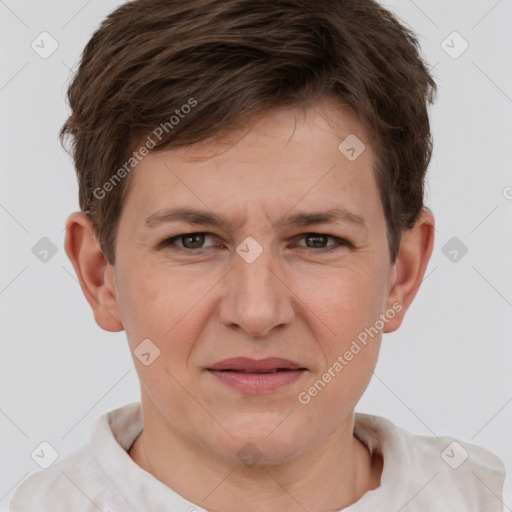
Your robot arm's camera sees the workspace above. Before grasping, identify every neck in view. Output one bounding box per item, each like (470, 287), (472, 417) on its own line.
(129, 401), (382, 512)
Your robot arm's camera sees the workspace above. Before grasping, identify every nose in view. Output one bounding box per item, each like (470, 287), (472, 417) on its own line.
(219, 244), (296, 338)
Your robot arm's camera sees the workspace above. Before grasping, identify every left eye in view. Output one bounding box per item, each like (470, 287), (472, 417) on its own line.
(296, 233), (340, 249)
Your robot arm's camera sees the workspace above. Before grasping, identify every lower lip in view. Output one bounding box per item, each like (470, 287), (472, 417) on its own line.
(207, 369), (306, 394)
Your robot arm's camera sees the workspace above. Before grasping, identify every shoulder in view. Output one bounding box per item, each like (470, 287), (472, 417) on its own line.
(8, 427), (138, 512)
(10, 446), (94, 510)
(9, 444), (130, 512)
(10, 403), (142, 511)
(503, 465), (512, 511)
(354, 414), (507, 511)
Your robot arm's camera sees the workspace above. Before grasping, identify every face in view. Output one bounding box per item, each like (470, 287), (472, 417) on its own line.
(109, 101), (398, 464)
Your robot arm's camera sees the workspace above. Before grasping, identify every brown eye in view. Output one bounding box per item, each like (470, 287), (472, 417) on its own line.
(295, 233), (352, 252)
(160, 232), (214, 250)
(180, 233), (206, 249)
(302, 234), (332, 248)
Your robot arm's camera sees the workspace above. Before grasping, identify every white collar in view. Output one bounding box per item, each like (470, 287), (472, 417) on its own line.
(88, 402), (505, 511)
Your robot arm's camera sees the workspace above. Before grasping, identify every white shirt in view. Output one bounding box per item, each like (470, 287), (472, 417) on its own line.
(10, 402), (509, 511)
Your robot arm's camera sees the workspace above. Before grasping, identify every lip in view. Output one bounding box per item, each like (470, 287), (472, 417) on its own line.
(208, 357), (305, 372)
(206, 357), (307, 394)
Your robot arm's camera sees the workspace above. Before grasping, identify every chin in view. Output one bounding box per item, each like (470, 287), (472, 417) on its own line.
(214, 421), (310, 467)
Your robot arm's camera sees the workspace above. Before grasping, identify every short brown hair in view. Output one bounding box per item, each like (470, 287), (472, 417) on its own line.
(60, 0), (436, 265)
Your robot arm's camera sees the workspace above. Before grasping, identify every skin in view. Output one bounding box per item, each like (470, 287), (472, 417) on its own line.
(65, 99), (434, 512)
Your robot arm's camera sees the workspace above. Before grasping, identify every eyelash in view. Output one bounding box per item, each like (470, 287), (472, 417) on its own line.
(158, 232), (353, 253)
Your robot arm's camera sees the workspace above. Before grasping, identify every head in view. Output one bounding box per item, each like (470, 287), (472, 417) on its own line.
(63, 0), (436, 466)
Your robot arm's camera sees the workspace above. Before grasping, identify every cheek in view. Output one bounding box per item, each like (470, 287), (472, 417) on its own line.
(302, 265), (387, 335)
(117, 260), (201, 334)
(117, 264), (219, 381)
(295, 262), (386, 398)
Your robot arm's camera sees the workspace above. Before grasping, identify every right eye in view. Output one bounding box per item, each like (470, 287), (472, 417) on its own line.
(158, 232), (216, 251)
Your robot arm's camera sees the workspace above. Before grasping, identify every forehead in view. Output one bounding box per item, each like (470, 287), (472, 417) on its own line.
(123, 101), (383, 230)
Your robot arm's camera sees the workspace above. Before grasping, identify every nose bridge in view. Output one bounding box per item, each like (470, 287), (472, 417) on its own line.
(237, 246), (277, 299)
(220, 240), (293, 337)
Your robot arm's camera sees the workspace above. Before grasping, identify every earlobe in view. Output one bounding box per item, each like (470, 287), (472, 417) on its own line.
(383, 208), (435, 333)
(64, 212), (124, 332)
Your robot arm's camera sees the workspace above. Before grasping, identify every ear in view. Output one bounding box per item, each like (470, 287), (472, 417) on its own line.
(383, 208), (435, 333)
(64, 212), (123, 332)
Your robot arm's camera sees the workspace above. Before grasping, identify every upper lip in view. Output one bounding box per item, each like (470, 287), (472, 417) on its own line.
(207, 357), (306, 372)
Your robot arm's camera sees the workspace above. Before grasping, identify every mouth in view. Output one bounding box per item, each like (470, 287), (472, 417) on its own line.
(214, 368), (299, 373)
(206, 357), (308, 393)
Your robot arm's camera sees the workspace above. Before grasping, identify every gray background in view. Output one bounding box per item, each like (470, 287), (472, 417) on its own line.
(1, 0), (511, 508)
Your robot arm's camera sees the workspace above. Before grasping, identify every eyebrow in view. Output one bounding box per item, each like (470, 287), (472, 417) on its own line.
(144, 206), (367, 232)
